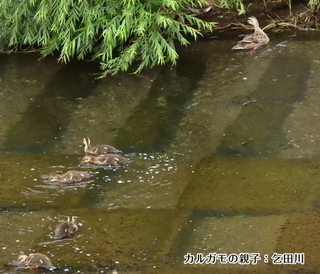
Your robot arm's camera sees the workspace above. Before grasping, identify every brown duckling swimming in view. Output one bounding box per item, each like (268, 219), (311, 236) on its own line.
(54, 216), (78, 239)
(48, 170), (92, 183)
(17, 253), (55, 270)
(82, 154), (129, 166)
(83, 137), (121, 155)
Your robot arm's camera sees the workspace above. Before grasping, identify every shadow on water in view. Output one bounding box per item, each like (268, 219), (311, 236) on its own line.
(76, 166), (126, 208)
(216, 52), (311, 157)
(78, 50), (209, 208)
(3, 60), (99, 153)
(115, 50), (207, 153)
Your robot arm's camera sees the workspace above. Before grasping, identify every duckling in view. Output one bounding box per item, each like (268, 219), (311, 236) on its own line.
(17, 253), (55, 270)
(82, 154), (129, 166)
(232, 16), (270, 50)
(54, 216), (78, 239)
(83, 137), (121, 155)
(48, 170), (92, 183)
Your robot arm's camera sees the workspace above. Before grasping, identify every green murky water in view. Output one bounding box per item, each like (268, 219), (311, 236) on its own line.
(1, 32), (320, 273)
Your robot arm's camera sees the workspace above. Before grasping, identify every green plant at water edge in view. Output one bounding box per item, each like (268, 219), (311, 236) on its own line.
(306, 0), (320, 15)
(268, 0), (320, 30)
(0, 0), (214, 76)
(218, 0), (246, 14)
(308, 0), (320, 10)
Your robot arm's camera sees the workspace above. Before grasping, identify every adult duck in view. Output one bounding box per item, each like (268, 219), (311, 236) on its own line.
(232, 16), (269, 50)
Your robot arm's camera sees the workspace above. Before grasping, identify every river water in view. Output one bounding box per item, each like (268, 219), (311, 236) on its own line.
(0, 30), (320, 273)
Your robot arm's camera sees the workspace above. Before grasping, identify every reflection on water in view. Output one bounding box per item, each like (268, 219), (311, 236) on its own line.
(1, 32), (320, 273)
(3, 60), (99, 153)
(216, 51), (310, 157)
(116, 50), (206, 153)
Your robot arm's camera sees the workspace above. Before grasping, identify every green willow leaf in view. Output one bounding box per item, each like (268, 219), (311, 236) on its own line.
(0, 0), (216, 76)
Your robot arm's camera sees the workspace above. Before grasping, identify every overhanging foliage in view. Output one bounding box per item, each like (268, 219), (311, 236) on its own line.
(0, 0), (215, 76)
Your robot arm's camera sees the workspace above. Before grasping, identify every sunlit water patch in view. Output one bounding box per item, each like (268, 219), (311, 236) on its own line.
(91, 152), (189, 210)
